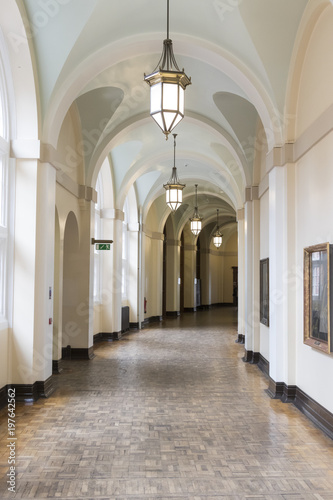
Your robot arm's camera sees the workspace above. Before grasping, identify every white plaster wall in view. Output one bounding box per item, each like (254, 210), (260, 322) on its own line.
(210, 252), (223, 304)
(260, 189), (269, 362)
(146, 237), (163, 318)
(127, 230), (139, 323)
(184, 248), (196, 309)
(12, 159), (38, 384)
(144, 234), (152, 319)
(295, 131), (333, 413)
(0, 325), (8, 387)
(93, 304), (101, 336)
(296, 7), (333, 138)
(165, 241), (180, 312)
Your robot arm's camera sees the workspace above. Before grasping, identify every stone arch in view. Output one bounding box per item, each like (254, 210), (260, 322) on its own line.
(285, 1), (331, 141)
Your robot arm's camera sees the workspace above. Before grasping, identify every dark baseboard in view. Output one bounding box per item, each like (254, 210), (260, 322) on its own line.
(265, 377), (333, 439)
(13, 383), (38, 402)
(52, 359), (64, 374)
(294, 387), (333, 440)
(258, 354), (269, 377)
(265, 378), (296, 403)
(198, 302), (234, 310)
(93, 332), (103, 342)
(242, 349), (252, 363)
(183, 307), (197, 313)
(62, 345), (95, 360)
(242, 349), (260, 364)
(0, 376), (55, 407)
(0, 385), (8, 409)
(235, 334), (245, 344)
(94, 332), (124, 344)
(109, 331), (122, 340)
(36, 376), (55, 398)
(165, 311), (180, 317)
(130, 322), (139, 329)
(142, 316), (163, 327)
(266, 378), (285, 399)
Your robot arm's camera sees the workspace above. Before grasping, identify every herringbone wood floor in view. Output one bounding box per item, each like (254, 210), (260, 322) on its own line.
(1, 308), (333, 499)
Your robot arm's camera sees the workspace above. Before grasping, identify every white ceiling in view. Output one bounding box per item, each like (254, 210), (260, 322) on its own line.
(22, 0), (310, 229)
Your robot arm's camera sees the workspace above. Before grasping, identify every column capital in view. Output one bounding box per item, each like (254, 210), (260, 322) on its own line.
(245, 186), (259, 202)
(266, 143), (294, 172)
(237, 208), (245, 221)
(100, 208), (124, 221)
(79, 185), (97, 203)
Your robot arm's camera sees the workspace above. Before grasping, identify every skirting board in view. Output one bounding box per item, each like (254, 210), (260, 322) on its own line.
(62, 346), (95, 359)
(0, 375), (55, 408)
(240, 348), (333, 440)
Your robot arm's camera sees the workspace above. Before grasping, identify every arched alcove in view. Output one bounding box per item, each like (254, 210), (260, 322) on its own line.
(62, 211), (81, 350)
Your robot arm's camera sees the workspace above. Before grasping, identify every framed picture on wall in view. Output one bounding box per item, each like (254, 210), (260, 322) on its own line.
(303, 243), (333, 354)
(260, 258), (269, 326)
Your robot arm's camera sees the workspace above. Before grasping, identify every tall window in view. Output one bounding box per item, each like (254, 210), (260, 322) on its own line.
(93, 172), (103, 302)
(0, 47), (9, 321)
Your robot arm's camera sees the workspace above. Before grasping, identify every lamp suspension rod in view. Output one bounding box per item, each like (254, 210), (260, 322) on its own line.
(195, 184), (198, 208)
(167, 0), (170, 39)
(173, 133), (177, 168)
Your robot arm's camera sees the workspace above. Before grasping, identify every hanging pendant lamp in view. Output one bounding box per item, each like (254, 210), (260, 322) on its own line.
(213, 209), (223, 248)
(144, 0), (191, 139)
(163, 134), (185, 211)
(190, 184), (203, 235)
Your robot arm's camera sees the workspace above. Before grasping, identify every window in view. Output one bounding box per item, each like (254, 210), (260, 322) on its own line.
(0, 50), (9, 321)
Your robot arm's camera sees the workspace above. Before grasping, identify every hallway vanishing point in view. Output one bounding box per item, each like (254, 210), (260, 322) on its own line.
(1, 308), (333, 500)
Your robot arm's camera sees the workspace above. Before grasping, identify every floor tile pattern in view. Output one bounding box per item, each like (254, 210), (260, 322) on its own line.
(1, 308), (333, 499)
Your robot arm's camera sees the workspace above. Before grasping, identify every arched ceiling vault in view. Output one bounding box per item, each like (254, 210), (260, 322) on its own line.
(21, 0), (310, 231)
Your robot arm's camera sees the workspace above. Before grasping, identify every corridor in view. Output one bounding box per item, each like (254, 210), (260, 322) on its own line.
(1, 308), (333, 499)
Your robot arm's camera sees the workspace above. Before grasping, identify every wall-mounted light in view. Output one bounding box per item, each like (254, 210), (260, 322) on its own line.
(144, 0), (191, 139)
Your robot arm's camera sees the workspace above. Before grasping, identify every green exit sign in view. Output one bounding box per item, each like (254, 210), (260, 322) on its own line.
(96, 243), (110, 250)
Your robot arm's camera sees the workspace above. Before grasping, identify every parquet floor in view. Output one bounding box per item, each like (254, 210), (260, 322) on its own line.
(1, 308), (333, 499)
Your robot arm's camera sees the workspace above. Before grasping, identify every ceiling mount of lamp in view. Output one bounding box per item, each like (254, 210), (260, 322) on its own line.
(190, 184), (203, 235)
(163, 134), (185, 212)
(144, 0), (191, 139)
(213, 209), (223, 248)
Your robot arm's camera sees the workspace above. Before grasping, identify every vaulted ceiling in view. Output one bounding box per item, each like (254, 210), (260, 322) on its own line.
(22, 0), (310, 234)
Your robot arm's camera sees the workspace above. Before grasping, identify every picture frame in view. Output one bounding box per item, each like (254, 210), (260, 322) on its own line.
(260, 258), (269, 326)
(303, 242), (333, 354)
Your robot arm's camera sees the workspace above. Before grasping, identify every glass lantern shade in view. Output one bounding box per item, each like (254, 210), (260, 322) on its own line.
(190, 217), (202, 236)
(146, 71), (188, 137)
(165, 183), (184, 212)
(213, 231), (223, 248)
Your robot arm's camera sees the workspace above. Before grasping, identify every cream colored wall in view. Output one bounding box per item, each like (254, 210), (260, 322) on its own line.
(207, 231), (238, 305)
(259, 190), (269, 362)
(143, 233), (163, 318)
(295, 132), (333, 413)
(56, 105), (85, 185)
(210, 252), (223, 304)
(291, 8), (333, 413)
(0, 325), (8, 387)
(296, 7), (333, 139)
(184, 247), (196, 308)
